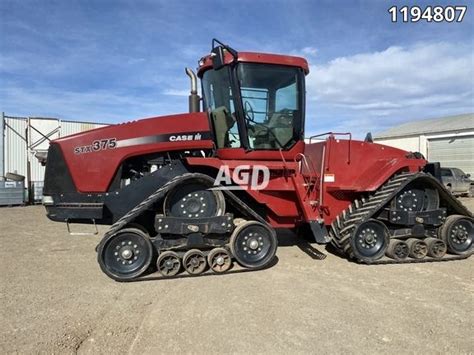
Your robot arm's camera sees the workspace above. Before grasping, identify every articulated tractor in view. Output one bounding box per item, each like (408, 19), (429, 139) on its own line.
(43, 40), (473, 281)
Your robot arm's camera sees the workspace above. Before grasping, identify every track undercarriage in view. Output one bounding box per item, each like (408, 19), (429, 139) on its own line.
(330, 172), (473, 264)
(96, 173), (278, 281)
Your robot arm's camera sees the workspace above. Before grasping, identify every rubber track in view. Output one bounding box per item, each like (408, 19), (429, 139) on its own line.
(330, 172), (473, 264)
(102, 172), (270, 240)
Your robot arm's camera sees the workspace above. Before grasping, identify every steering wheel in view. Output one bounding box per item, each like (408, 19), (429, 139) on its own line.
(244, 101), (255, 122)
(243, 102), (286, 148)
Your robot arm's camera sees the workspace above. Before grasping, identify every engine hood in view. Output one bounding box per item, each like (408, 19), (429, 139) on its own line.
(50, 112), (213, 192)
(54, 112), (211, 145)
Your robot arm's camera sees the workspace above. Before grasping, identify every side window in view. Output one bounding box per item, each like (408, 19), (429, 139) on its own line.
(441, 169), (453, 177)
(241, 88), (268, 123)
(276, 83), (297, 111)
(237, 64), (301, 150)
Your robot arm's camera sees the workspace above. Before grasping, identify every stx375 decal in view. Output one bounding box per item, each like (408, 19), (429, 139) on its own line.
(73, 131), (211, 154)
(74, 138), (117, 154)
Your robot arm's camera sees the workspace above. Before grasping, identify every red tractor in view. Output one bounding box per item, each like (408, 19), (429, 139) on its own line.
(43, 40), (473, 281)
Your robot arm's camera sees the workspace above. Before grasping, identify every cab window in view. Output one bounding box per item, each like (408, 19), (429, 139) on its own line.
(237, 63), (303, 150)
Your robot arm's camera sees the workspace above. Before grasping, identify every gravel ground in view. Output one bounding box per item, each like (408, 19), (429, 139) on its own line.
(1, 199), (473, 354)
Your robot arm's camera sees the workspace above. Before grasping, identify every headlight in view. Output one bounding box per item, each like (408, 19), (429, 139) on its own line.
(42, 196), (54, 205)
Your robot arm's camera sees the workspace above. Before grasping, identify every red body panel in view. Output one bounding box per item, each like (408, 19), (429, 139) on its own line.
(54, 113), (213, 192)
(187, 137), (426, 228)
(186, 157), (303, 228)
(305, 138), (426, 224)
(216, 141), (305, 160)
(197, 51), (310, 77)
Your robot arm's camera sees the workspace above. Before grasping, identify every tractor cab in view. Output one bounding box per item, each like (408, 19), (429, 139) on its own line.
(197, 40), (309, 152)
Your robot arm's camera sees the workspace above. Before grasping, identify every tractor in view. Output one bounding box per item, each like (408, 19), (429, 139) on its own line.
(43, 39), (473, 281)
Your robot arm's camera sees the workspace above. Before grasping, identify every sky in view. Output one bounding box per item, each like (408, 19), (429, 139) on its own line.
(0, 0), (473, 137)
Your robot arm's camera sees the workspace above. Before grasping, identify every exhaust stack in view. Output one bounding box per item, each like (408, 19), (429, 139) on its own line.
(185, 68), (200, 113)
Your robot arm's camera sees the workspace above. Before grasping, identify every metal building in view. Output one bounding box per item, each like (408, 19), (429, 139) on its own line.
(1, 113), (108, 202)
(375, 113), (474, 176)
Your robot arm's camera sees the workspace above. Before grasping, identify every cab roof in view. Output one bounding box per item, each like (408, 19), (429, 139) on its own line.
(197, 51), (310, 77)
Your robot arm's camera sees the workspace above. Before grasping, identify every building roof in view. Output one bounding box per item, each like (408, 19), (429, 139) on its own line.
(375, 113), (474, 139)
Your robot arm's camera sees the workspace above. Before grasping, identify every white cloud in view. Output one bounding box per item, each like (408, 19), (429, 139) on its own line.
(301, 47), (318, 57)
(306, 42), (473, 136)
(291, 46), (318, 59)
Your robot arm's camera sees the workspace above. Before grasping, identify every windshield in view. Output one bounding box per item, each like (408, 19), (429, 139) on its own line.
(237, 63), (303, 149)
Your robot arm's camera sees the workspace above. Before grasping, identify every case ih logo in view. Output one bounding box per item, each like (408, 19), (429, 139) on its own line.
(169, 133), (202, 141)
(212, 165), (270, 191)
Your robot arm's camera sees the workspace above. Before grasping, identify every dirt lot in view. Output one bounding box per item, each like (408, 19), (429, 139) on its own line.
(1, 199), (473, 354)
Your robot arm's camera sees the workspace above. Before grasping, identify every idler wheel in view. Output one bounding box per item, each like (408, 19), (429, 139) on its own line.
(207, 248), (232, 273)
(351, 219), (390, 262)
(97, 228), (153, 281)
(157, 251), (181, 277)
(164, 182), (225, 218)
(406, 238), (428, 259)
(425, 237), (447, 259)
(385, 239), (409, 260)
(230, 220), (277, 269)
(392, 184), (439, 212)
(439, 215), (473, 255)
(183, 249), (207, 275)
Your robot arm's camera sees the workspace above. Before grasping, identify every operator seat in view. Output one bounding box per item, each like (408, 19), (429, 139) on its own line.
(211, 106), (235, 148)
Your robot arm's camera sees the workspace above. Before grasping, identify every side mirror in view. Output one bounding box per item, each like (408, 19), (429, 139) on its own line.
(466, 174), (471, 178)
(211, 46), (226, 70)
(364, 132), (373, 143)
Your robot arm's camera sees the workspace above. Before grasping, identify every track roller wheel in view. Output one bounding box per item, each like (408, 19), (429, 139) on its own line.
(207, 248), (232, 273)
(156, 251), (181, 277)
(97, 228), (153, 282)
(425, 237), (447, 259)
(351, 219), (389, 262)
(164, 182), (225, 218)
(230, 220), (277, 269)
(385, 239), (409, 260)
(406, 238), (428, 259)
(439, 215), (473, 255)
(183, 249), (207, 275)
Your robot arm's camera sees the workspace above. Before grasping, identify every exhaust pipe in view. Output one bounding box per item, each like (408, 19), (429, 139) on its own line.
(185, 68), (200, 113)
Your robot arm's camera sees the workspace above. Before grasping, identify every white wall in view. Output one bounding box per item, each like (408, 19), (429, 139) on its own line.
(375, 136), (422, 154)
(3, 116), (108, 184)
(375, 130), (474, 158)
